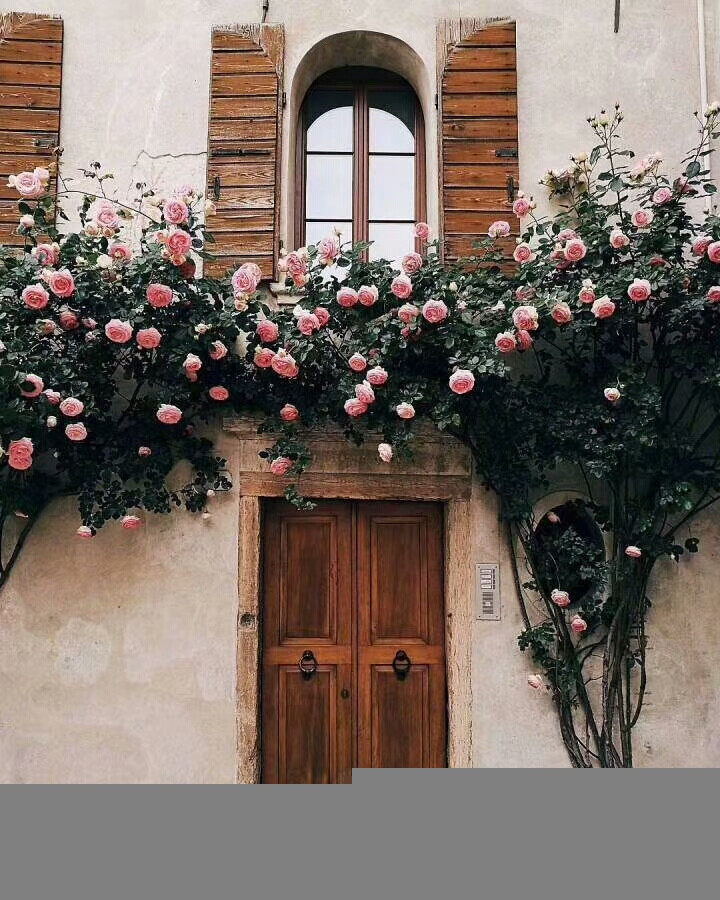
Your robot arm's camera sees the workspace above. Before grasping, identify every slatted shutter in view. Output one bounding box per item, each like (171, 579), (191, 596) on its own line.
(438, 19), (519, 262)
(0, 12), (63, 246)
(205, 24), (284, 281)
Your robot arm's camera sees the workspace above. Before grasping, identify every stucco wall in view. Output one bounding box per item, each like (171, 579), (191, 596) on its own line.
(1, 0), (719, 779)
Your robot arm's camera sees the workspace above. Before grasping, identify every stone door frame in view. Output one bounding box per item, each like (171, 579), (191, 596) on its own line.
(225, 418), (474, 782)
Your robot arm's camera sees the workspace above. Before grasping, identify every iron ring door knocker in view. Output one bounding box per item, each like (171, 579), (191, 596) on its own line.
(298, 649), (318, 680)
(392, 650), (411, 681)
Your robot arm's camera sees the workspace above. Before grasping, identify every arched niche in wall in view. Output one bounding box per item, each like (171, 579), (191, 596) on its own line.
(287, 31), (433, 243)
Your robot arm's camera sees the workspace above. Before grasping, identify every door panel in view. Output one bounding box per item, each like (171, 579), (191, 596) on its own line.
(262, 499), (446, 782)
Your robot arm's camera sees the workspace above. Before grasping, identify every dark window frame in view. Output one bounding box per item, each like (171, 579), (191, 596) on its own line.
(295, 67), (427, 257)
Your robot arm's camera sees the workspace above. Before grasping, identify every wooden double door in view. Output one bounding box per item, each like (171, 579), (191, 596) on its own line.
(262, 500), (447, 783)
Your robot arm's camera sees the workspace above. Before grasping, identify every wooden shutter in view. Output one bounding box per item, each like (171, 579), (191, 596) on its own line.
(0, 12), (63, 246)
(205, 24), (284, 281)
(438, 19), (519, 262)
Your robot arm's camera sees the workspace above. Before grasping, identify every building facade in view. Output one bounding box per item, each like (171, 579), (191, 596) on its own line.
(1, 0), (720, 781)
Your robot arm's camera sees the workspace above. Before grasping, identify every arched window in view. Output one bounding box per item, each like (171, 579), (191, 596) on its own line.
(296, 67), (426, 266)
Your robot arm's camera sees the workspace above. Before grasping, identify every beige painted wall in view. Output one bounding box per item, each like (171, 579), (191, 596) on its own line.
(1, 0), (719, 779)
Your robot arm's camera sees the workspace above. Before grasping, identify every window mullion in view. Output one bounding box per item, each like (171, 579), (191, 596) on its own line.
(355, 85), (369, 251)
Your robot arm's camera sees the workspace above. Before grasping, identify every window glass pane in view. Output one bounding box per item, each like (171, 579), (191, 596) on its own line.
(369, 155), (415, 221)
(306, 155), (353, 220)
(305, 221), (353, 248)
(306, 90), (353, 152)
(369, 90), (415, 153)
(369, 222), (416, 268)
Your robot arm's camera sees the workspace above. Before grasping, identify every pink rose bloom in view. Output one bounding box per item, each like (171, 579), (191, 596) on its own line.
(402, 251), (423, 275)
(551, 589), (570, 608)
(33, 243), (59, 266)
(59, 309), (79, 330)
(43, 389), (61, 405)
(627, 278), (651, 303)
(256, 320), (279, 343)
(495, 331), (517, 353)
(516, 329), (534, 351)
(146, 283), (174, 308)
(82, 317), (97, 329)
(592, 296), (616, 319)
(106, 243), (131, 266)
(579, 284), (596, 304)
(488, 220), (511, 239)
(121, 515), (142, 530)
(551, 302), (573, 325)
(557, 229), (578, 243)
(9, 171), (44, 198)
(314, 306), (330, 326)
(163, 199), (189, 225)
(137, 327), (162, 350)
(610, 229), (630, 249)
(512, 305), (538, 331)
(20, 373), (44, 398)
(285, 251), (308, 278)
(397, 303), (419, 324)
(49, 269), (75, 297)
(396, 402), (415, 419)
(355, 381), (375, 405)
(105, 319), (133, 343)
(209, 385), (230, 401)
(513, 243), (535, 264)
(157, 404), (183, 425)
(652, 187), (673, 205)
(19, 213), (34, 229)
(76, 526), (94, 539)
(707, 286), (720, 303)
(449, 369), (475, 394)
(414, 222), (431, 240)
(297, 312), (320, 336)
(378, 442), (393, 463)
(708, 241), (720, 264)
(512, 197), (532, 218)
(570, 615), (588, 635)
(22, 284), (50, 310)
(515, 286), (535, 302)
(357, 285), (378, 307)
(527, 674), (544, 690)
(605, 387), (621, 403)
(59, 397), (84, 417)
(280, 404), (300, 422)
(422, 299), (448, 324)
(317, 235), (340, 265)
(254, 347), (276, 368)
(631, 209), (654, 229)
(564, 238), (587, 262)
(90, 200), (120, 231)
(7, 437), (34, 470)
(391, 274), (413, 299)
(625, 545), (642, 559)
(337, 286), (358, 308)
(344, 398), (368, 417)
(166, 229), (192, 257)
(209, 340), (228, 360)
(183, 353), (202, 374)
(649, 256), (668, 268)
(270, 456), (293, 476)
(367, 366), (388, 386)
(692, 235), (712, 256)
(349, 352), (367, 372)
(138, 446), (152, 457)
(271, 349), (298, 378)
(65, 422), (88, 442)
(232, 263), (261, 295)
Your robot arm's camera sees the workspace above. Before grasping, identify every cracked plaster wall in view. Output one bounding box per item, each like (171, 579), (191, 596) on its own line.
(1, 0), (720, 779)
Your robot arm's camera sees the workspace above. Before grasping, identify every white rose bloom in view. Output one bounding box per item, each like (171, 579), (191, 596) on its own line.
(97, 254), (113, 269)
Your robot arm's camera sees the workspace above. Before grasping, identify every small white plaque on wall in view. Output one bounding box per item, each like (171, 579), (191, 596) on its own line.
(475, 564), (500, 620)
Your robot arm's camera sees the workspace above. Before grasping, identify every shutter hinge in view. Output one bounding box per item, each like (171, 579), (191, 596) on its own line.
(213, 175), (221, 201)
(434, 93), (438, 109)
(495, 148), (518, 158)
(282, 91), (287, 108)
(34, 136), (57, 149)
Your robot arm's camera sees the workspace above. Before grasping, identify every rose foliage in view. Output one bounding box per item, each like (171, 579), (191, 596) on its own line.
(2, 106), (720, 766)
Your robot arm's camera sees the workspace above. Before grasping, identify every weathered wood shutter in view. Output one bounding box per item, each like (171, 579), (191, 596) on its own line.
(205, 24), (284, 280)
(0, 12), (63, 246)
(438, 19), (519, 262)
